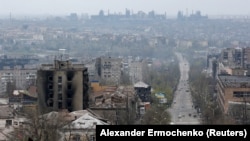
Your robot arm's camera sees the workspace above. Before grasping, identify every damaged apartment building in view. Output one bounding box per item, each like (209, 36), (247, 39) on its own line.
(37, 53), (89, 114)
(217, 47), (250, 75)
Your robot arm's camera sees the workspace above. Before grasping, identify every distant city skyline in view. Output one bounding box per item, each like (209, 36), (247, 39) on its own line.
(0, 0), (250, 18)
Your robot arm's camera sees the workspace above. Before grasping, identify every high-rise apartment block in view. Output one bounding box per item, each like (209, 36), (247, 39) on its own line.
(95, 57), (122, 85)
(37, 58), (89, 113)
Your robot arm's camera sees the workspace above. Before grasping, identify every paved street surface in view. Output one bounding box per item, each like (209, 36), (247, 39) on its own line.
(168, 52), (201, 125)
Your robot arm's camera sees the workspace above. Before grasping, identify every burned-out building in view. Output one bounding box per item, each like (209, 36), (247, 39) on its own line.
(206, 47), (220, 78)
(134, 81), (151, 103)
(205, 47), (250, 81)
(37, 58), (89, 114)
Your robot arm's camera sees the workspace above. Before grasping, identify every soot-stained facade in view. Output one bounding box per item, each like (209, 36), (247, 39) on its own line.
(37, 59), (89, 113)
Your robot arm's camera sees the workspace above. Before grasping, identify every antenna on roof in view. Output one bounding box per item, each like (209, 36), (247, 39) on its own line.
(58, 48), (66, 61)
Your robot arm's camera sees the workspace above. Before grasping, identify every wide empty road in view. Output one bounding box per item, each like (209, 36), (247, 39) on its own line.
(168, 52), (200, 125)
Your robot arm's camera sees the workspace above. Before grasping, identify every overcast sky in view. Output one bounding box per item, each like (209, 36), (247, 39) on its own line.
(0, 0), (250, 17)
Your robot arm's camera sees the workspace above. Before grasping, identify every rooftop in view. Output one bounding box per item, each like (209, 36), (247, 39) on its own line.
(134, 81), (149, 88)
(63, 112), (109, 129)
(218, 75), (250, 88)
(0, 105), (14, 119)
(41, 109), (110, 129)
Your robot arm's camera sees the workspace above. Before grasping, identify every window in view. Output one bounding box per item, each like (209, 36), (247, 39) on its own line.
(58, 76), (62, 83)
(72, 134), (81, 141)
(246, 64), (250, 69)
(48, 76), (53, 81)
(223, 52), (228, 59)
(68, 83), (72, 90)
(58, 94), (62, 100)
(90, 135), (95, 141)
(67, 100), (72, 107)
(48, 84), (53, 90)
(6, 120), (12, 126)
(67, 93), (72, 98)
(48, 92), (53, 98)
(58, 85), (62, 93)
(233, 91), (250, 98)
(47, 99), (53, 107)
(67, 75), (73, 81)
(58, 101), (62, 109)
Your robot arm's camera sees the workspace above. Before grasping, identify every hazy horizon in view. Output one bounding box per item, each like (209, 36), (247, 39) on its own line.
(0, 0), (250, 18)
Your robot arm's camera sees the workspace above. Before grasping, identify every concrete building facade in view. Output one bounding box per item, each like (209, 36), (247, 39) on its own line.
(129, 60), (144, 84)
(37, 59), (89, 113)
(0, 68), (37, 91)
(95, 57), (122, 85)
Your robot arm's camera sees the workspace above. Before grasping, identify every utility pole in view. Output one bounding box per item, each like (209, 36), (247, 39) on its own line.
(241, 83), (248, 124)
(115, 108), (118, 125)
(243, 93), (247, 124)
(126, 89), (129, 124)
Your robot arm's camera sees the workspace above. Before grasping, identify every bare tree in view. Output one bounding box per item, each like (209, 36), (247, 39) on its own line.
(7, 107), (72, 141)
(141, 104), (171, 125)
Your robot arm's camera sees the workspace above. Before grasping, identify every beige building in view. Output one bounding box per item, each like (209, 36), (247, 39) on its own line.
(216, 75), (250, 115)
(37, 59), (89, 113)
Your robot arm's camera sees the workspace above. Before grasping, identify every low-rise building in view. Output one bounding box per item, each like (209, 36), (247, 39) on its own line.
(89, 82), (139, 124)
(9, 90), (37, 109)
(13, 109), (110, 141)
(0, 105), (26, 140)
(60, 109), (110, 141)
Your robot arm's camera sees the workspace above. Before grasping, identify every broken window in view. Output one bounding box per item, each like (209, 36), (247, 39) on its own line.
(48, 84), (53, 90)
(48, 76), (53, 81)
(47, 99), (53, 107)
(68, 83), (72, 90)
(58, 94), (62, 100)
(6, 120), (12, 126)
(58, 101), (62, 109)
(58, 84), (62, 93)
(48, 92), (53, 98)
(58, 76), (62, 83)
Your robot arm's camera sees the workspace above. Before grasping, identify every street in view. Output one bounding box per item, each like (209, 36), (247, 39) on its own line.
(168, 52), (201, 124)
